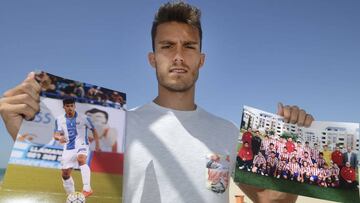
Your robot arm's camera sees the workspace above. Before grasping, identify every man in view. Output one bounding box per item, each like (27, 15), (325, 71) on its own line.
(295, 141), (303, 160)
(279, 146), (290, 163)
(276, 137), (286, 156)
(299, 151), (313, 166)
(303, 141), (311, 155)
(340, 161), (357, 189)
(310, 143), (320, 161)
(318, 164), (331, 187)
(265, 143), (276, 159)
(260, 134), (271, 155)
(299, 161), (311, 183)
(237, 141), (254, 171)
(343, 146), (358, 169)
(330, 162), (340, 188)
(242, 127), (253, 146)
(266, 151), (278, 177)
(251, 130), (262, 156)
(287, 157), (301, 181)
(316, 152), (326, 168)
(285, 137), (295, 153)
(54, 97), (100, 197)
(331, 146), (344, 168)
(322, 144), (332, 165)
(252, 151), (267, 175)
(309, 162), (321, 184)
(0, 2), (315, 203)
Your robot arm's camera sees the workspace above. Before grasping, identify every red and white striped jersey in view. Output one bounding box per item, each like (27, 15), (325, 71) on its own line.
(300, 156), (313, 166)
(253, 154), (266, 165)
(262, 139), (271, 151)
(287, 162), (300, 173)
(277, 142), (286, 154)
(320, 168), (331, 178)
(279, 152), (290, 162)
(316, 157), (325, 167)
(303, 146), (311, 155)
(267, 157), (278, 167)
(296, 146), (303, 158)
(301, 166), (311, 174)
(311, 148), (320, 159)
(310, 167), (321, 176)
(277, 160), (287, 170)
(330, 167), (340, 176)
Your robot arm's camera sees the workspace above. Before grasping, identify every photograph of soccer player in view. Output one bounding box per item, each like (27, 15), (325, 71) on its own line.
(54, 97), (100, 198)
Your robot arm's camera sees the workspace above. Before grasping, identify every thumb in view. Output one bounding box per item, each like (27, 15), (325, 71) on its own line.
(277, 102), (284, 116)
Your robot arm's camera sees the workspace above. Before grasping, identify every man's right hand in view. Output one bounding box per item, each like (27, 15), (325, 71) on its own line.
(0, 72), (41, 140)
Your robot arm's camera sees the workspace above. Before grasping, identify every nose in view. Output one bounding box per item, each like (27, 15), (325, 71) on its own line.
(173, 47), (184, 65)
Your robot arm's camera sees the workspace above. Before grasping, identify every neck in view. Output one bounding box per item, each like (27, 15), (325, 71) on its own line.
(154, 85), (196, 111)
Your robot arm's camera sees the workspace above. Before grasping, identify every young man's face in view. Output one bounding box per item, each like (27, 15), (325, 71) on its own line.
(63, 103), (76, 116)
(87, 112), (107, 126)
(149, 21), (205, 92)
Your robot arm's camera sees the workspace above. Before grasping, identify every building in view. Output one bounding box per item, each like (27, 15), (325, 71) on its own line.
(242, 106), (360, 153)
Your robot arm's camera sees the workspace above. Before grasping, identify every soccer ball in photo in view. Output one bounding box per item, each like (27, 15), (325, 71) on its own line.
(66, 192), (86, 203)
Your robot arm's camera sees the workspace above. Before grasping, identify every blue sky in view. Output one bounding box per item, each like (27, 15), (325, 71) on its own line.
(0, 0), (359, 168)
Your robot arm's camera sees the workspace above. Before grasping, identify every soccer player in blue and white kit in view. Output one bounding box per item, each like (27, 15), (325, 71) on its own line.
(54, 97), (100, 198)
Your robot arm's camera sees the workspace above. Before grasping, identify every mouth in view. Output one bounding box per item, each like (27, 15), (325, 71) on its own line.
(169, 67), (188, 74)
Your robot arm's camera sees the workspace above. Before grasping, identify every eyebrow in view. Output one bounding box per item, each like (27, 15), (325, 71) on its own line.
(158, 40), (199, 45)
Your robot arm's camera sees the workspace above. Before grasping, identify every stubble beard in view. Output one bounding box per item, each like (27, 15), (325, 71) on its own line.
(155, 64), (199, 93)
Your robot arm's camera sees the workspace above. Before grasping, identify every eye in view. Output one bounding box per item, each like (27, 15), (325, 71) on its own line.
(161, 45), (172, 49)
(185, 45), (195, 49)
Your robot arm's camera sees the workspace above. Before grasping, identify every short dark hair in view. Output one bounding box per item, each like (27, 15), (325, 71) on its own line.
(151, 1), (202, 51)
(85, 108), (109, 122)
(63, 97), (75, 106)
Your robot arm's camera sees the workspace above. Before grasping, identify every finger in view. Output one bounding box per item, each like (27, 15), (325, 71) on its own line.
(297, 109), (306, 127)
(289, 106), (299, 124)
(3, 80), (41, 102)
(277, 102), (284, 116)
(0, 94), (40, 113)
(282, 105), (291, 123)
(2, 103), (38, 120)
(3, 72), (41, 99)
(304, 114), (314, 127)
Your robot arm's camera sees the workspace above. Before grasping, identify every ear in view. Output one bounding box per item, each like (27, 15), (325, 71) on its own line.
(148, 52), (156, 69)
(198, 53), (205, 69)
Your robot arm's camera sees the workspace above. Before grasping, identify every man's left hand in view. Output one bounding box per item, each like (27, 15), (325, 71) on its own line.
(277, 102), (314, 127)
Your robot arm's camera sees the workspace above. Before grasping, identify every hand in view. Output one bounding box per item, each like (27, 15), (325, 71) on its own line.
(238, 183), (298, 203)
(95, 145), (101, 152)
(277, 102), (314, 127)
(0, 72), (41, 140)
